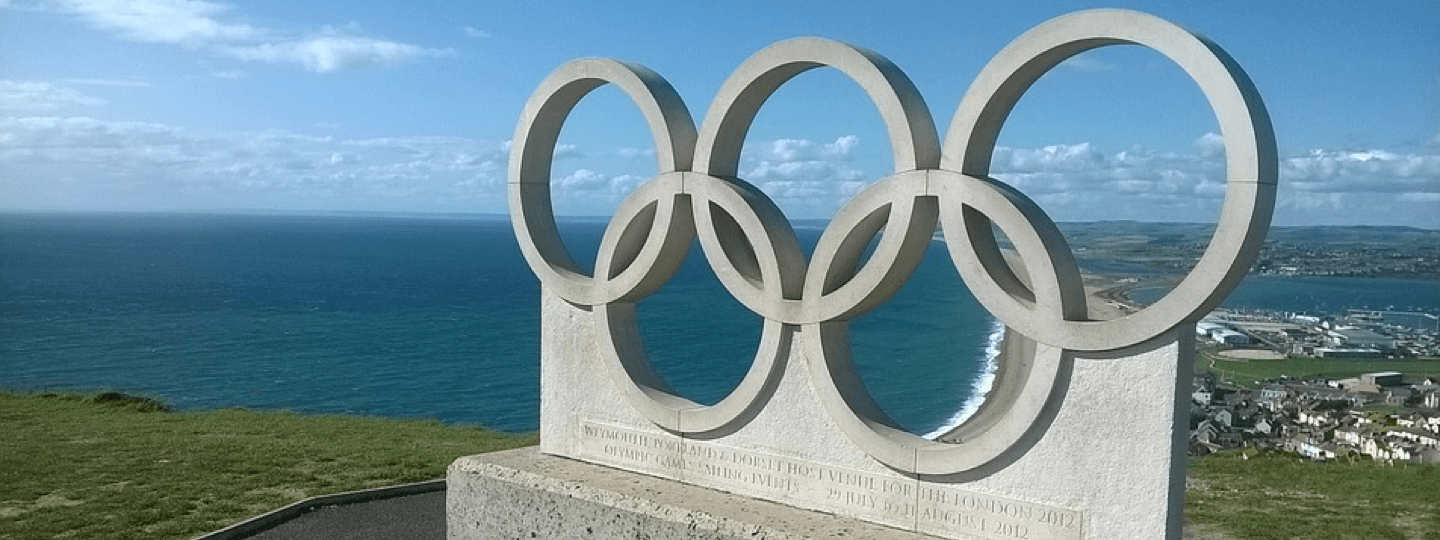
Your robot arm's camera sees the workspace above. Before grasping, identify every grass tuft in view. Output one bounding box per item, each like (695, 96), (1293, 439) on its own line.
(84, 391), (173, 413)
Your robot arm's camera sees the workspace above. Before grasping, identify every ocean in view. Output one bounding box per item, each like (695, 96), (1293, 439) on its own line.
(2, 213), (1436, 435)
(0, 212), (997, 435)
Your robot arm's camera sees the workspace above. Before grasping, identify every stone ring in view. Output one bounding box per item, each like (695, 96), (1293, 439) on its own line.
(508, 9), (1276, 474)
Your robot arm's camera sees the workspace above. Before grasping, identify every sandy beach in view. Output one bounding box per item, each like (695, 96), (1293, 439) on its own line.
(1084, 273), (1144, 320)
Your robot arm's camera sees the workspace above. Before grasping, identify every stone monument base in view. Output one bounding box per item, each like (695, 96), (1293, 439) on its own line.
(447, 447), (933, 540)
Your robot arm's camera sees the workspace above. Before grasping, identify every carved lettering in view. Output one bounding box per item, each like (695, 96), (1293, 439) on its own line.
(1036, 509), (1078, 529)
(748, 471), (794, 492)
(602, 444), (649, 463)
(786, 461), (821, 480)
(883, 500), (917, 517)
(922, 507), (985, 530)
(577, 420), (1083, 540)
(881, 479), (912, 496)
(989, 521), (1030, 539)
(700, 462), (744, 481)
(825, 469), (875, 490)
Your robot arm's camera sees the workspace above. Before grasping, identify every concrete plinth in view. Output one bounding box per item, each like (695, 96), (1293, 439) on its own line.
(447, 447), (932, 540)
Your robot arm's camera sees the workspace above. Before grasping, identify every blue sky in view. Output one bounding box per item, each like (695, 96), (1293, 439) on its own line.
(2, 0), (1437, 227)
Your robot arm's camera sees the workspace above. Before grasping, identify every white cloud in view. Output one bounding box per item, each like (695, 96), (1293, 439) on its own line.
(1057, 54), (1114, 73)
(221, 35), (450, 73)
(755, 135), (858, 162)
(533, 166), (659, 216)
(993, 142), (1106, 171)
(0, 80), (108, 112)
(1282, 148), (1440, 194)
(46, 0), (446, 72)
(617, 147), (655, 159)
(989, 141), (1216, 218)
(54, 0), (258, 46)
(737, 136), (869, 215)
(1279, 191), (1348, 212)
(552, 143), (583, 159)
(1399, 192), (1440, 203)
(1194, 132), (1224, 159)
(60, 77), (154, 88)
(1193, 179), (1226, 198)
(0, 116), (508, 212)
(975, 134), (1440, 226)
(463, 26), (489, 39)
(556, 169), (608, 190)
(607, 174), (645, 195)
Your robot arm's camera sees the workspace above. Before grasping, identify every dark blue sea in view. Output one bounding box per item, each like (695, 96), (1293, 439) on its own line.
(0, 212), (999, 435)
(4, 213), (1436, 435)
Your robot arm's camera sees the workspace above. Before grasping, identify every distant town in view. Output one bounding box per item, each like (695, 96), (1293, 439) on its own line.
(1056, 221), (1440, 280)
(1189, 307), (1440, 464)
(1042, 221), (1440, 464)
(1252, 237), (1440, 279)
(934, 220), (1440, 463)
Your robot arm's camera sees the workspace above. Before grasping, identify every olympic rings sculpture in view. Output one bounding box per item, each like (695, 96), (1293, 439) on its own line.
(509, 9), (1276, 475)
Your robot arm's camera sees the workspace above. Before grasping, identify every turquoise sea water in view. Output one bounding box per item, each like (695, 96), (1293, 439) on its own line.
(3, 213), (1436, 434)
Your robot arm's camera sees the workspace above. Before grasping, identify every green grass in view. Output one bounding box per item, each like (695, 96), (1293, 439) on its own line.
(0, 391), (535, 540)
(1195, 350), (1440, 389)
(7, 392), (1440, 540)
(1187, 449), (1440, 540)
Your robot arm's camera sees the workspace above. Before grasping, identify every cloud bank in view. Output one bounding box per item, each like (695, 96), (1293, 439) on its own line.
(534, 131), (1440, 227)
(2, 82), (1437, 228)
(0, 114), (508, 212)
(0, 81), (108, 112)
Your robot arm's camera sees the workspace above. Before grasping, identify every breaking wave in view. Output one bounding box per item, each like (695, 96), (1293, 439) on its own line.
(922, 319), (1004, 440)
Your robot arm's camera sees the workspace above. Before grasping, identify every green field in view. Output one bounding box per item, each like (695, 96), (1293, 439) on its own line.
(1196, 349), (1440, 389)
(0, 391), (535, 540)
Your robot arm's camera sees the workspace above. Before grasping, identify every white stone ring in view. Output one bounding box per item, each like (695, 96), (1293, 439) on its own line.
(508, 9), (1276, 474)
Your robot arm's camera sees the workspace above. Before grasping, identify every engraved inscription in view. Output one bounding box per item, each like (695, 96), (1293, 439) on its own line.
(916, 485), (1083, 540)
(576, 420), (1083, 540)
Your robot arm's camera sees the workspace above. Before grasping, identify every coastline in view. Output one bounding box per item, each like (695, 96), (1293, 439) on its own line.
(924, 269), (1144, 443)
(1083, 272), (1146, 319)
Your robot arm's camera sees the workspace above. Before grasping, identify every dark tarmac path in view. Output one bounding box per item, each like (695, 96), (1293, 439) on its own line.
(199, 479), (1211, 539)
(244, 491), (444, 540)
(195, 480), (445, 540)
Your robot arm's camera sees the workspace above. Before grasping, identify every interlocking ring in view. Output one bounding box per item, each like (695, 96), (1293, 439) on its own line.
(509, 9), (1277, 475)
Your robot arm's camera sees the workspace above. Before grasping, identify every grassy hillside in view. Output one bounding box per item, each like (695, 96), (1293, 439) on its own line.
(3, 392), (1437, 540)
(0, 391), (534, 540)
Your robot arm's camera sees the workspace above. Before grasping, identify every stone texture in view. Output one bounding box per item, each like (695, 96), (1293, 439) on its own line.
(448, 447), (935, 540)
(532, 292), (1192, 540)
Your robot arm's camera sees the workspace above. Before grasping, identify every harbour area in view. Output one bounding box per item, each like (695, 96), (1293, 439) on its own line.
(1185, 307), (1440, 463)
(1064, 225), (1440, 464)
(1201, 307), (1439, 360)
